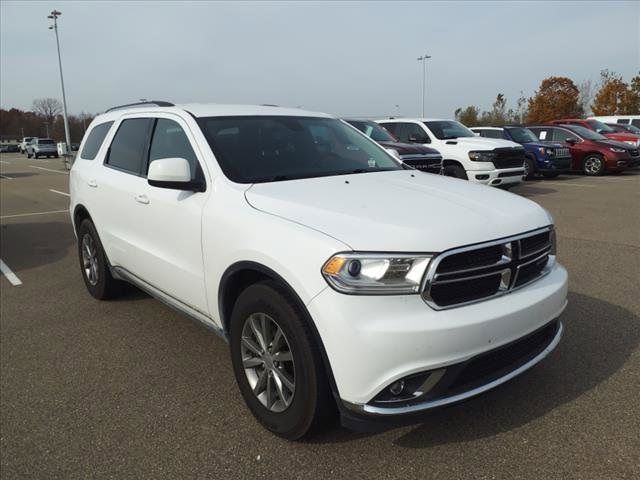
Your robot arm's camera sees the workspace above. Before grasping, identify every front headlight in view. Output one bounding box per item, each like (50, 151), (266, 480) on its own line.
(623, 141), (637, 146)
(610, 147), (627, 153)
(537, 147), (547, 155)
(468, 150), (496, 162)
(322, 253), (432, 294)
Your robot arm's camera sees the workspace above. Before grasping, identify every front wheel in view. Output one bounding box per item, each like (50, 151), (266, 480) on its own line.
(442, 164), (468, 180)
(230, 281), (333, 440)
(583, 155), (605, 176)
(523, 157), (536, 180)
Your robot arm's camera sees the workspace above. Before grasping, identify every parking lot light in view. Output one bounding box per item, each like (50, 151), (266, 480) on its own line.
(47, 10), (72, 155)
(417, 54), (431, 117)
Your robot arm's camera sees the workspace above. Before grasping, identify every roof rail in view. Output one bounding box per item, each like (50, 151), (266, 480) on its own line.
(105, 100), (174, 113)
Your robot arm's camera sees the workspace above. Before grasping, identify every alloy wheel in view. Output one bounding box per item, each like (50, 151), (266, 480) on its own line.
(241, 312), (295, 413)
(584, 157), (602, 175)
(81, 234), (99, 286)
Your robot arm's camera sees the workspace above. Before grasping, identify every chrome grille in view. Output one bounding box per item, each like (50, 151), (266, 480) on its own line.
(422, 228), (554, 310)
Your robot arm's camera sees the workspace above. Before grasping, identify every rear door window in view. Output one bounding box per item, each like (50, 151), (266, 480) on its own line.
(552, 128), (579, 142)
(400, 123), (430, 143)
(105, 118), (153, 175)
(379, 122), (399, 137)
(80, 121), (114, 160)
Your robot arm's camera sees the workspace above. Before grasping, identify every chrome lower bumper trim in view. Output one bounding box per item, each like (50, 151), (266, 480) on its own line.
(354, 321), (563, 416)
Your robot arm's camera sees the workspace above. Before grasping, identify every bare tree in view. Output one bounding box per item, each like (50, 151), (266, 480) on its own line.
(578, 80), (595, 116)
(32, 98), (62, 125)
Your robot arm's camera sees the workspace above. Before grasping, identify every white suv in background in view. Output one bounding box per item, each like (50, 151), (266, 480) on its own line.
(70, 102), (567, 439)
(377, 118), (526, 188)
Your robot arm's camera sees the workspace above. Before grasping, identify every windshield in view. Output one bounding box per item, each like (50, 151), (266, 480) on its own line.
(564, 125), (606, 141)
(506, 127), (539, 143)
(198, 116), (402, 183)
(39, 139), (54, 144)
(423, 120), (475, 140)
(625, 124), (640, 134)
(586, 119), (615, 134)
(346, 120), (397, 142)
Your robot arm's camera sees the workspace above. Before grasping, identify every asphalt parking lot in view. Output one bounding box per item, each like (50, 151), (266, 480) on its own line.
(1, 151), (639, 480)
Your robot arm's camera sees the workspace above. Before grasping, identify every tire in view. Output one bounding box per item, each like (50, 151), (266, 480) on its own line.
(77, 219), (121, 300)
(442, 163), (468, 180)
(230, 281), (333, 440)
(523, 156), (536, 180)
(27, 152), (32, 158)
(34, 153), (39, 159)
(583, 154), (605, 176)
(54, 154), (59, 158)
(542, 172), (560, 178)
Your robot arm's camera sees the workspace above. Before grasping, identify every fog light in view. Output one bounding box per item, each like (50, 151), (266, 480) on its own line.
(475, 174), (489, 180)
(389, 380), (404, 395)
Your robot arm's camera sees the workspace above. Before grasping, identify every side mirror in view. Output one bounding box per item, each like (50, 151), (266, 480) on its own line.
(565, 138), (577, 145)
(147, 157), (205, 192)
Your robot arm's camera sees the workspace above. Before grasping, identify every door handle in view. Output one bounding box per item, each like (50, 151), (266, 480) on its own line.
(87, 179), (97, 188)
(134, 194), (149, 205)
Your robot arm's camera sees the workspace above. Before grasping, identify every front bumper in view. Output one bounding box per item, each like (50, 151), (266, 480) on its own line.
(468, 167), (525, 186)
(539, 157), (572, 172)
(307, 262), (568, 408)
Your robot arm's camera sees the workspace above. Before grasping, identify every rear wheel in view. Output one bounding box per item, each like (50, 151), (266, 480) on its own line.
(443, 163), (468, 180)
(77, 219), (122, 300)
(230, 281), (333, 440)
(583, 154), (605, 176)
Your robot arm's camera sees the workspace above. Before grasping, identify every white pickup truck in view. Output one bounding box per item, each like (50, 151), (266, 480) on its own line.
(377, 118), (526, 188)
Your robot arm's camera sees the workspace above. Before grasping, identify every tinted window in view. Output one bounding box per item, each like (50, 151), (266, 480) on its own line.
(39, 139), (54, 144)
(80, 121), (114, 160)
(631, 119), (640, 127)
(106, 118), (152, 174)
(506, 127), (538, 143)
(148, 119), (199, 180)
(198, 116), (401, 183)
(379, 122), (399, 136)
(479, 129), (503, 139)
(423, 120), (475, 139)
(552, 128), (579, 142)
(401, 123), (430, 143)
(347, 120), (397, 142)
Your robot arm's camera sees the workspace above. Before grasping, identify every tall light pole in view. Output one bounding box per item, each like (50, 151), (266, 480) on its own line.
(47, 10), (71, 153)
(417, 54), (431, 117)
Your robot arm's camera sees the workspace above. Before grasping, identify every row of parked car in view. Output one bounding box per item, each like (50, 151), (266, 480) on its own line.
(345, 115), (640, 188)
(14, 136), (80, 158)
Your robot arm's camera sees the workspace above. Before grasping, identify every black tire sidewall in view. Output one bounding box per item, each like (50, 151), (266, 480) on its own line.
(524, 157), (536, 179)
(229, 282), (323, 439)
(77, 219), (115, 300)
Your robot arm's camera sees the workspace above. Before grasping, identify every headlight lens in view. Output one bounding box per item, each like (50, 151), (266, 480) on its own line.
(322, 253), (432, 294)
(609, 147), (627, 153)
(468, 150), (496, 162)
(623, 141), (636, 146)
(537, 147), (547, 155)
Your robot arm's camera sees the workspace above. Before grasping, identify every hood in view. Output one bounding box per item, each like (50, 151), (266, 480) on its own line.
(377, 141), (441, 156)
(603, 132), (640, 143)
(597, 138), (638, 150)
(522, 141), (564, 149)
(245, 170), (550, 252)
(441, 136), (522, 150)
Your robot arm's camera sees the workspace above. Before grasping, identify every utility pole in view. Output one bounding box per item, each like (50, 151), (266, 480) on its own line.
(47, 10), (71, 152)
(417, 54), (431, 117)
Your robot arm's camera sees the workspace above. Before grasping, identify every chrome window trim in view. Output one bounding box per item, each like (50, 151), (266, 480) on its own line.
(420, 226), (552, 310)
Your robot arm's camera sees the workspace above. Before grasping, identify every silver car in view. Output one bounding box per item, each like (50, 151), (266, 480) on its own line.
(26, 138), (58, 159)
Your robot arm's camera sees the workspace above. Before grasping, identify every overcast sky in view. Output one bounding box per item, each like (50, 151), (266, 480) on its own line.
(1, 1), (638, 118)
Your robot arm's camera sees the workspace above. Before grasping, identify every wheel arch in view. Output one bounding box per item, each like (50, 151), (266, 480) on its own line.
(218, 261), (342, 399)
(73, 204), (93, 235)
(442, 158), (464, 168)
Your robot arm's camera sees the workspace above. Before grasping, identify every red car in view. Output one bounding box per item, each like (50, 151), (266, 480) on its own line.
(528, 124), (638, 175)
(548, 118), (640, 146)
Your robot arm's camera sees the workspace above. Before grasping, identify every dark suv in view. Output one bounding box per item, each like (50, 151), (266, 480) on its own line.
(471, 126), (571, 179)
(345, 119), (442, 174)
(528, 124), (638, 175)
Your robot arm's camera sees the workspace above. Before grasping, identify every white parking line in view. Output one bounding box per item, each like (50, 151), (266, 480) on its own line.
(49, 189), (70, 197)
(0, 174), (14, 179)
(0, 160), (11, 165)
(29, 165), (69, 175)
(543, 182), (597, 188)
(0, 259), (22, 286)
(0, 209), (68, 220)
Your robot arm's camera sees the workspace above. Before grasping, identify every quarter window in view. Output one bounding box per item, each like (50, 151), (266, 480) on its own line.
(80, 121), (113, 160)
(106, 118), (153, 174)
(148, 119), (199, 180)
(552, 128), (579, 142)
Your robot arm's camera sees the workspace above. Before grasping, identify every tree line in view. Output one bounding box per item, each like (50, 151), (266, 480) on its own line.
(455, 70), (640, 127)
(0, 98), (94, 142)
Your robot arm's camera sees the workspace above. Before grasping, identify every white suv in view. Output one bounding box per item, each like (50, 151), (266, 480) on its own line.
(70, 102), (568, 439)
(377, 118), (526, 187)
